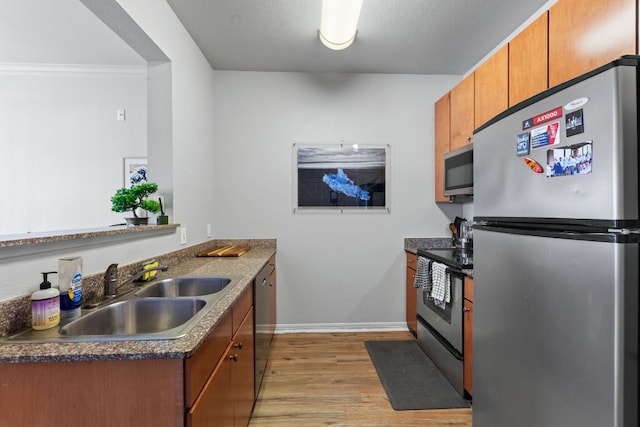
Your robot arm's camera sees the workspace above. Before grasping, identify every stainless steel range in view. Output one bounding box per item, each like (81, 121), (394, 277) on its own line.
(415, 247), (471, 397)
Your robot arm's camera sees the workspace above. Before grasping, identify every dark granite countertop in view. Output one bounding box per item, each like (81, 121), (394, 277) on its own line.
(0, 239), (275, 363)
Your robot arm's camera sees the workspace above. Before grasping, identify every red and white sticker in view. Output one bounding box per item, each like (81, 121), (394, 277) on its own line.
(530, 121), (560, 149)
(523, 106), (563, 130)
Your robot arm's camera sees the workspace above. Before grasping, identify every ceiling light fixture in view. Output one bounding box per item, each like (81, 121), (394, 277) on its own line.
(319, 0), (363, 51)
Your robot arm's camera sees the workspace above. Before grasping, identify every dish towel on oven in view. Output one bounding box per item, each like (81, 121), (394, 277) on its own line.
(430, 262), (450, 309)
(414, 256), (432, 292)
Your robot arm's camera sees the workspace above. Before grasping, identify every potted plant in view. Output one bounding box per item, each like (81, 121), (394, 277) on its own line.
(111, 182), (161, 225)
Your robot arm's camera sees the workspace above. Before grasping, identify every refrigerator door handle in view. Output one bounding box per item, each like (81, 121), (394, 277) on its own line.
(607, 228), (640, 235)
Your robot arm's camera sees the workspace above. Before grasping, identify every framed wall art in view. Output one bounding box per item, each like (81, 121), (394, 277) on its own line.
(123, 157), (148, 187)
(293, 142), (390, 213)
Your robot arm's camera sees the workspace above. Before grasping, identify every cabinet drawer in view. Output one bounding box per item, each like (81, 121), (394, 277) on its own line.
(185, 310), (232, 407)
(233, 285), (253, 336)
(464, 277), (474, 302)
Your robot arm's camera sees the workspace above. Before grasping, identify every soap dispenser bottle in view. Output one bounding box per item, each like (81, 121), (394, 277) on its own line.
(31, 271), (60, 330)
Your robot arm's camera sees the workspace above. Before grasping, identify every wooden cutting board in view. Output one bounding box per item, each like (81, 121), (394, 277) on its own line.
(197, 245), (251, 257)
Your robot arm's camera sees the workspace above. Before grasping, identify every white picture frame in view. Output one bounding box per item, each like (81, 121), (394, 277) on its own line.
(293, 142), (390, 213)
(123, 157), (148, 187)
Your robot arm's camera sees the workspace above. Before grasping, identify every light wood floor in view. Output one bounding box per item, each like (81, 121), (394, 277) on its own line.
(249, 331), (472, 427)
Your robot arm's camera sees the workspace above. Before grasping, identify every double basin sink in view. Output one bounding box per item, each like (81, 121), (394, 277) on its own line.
(4, 276), (240, 343)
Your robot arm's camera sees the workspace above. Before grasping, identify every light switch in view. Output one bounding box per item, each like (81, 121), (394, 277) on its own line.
(117, 109), (126, 121)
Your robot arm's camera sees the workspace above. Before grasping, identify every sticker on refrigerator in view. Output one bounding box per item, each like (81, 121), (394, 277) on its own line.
(530, 121), (560, 149)
(546, 141), (592, 177)
(565, 109), (584, 137)
(564, 97), (589, 111)
(522, 106), (563, 130)
(516, 133), (530, 156)
(523, 157), (544, 174)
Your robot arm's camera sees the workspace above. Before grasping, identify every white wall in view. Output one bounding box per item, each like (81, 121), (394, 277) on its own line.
(0, 1), (217, 301)
(116, 1), (218, 243)
(212, 71), (460, 329)
(0, 65), (147, 235)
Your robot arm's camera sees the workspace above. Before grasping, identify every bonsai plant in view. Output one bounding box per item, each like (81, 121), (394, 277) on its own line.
(111, 182), (161, 225)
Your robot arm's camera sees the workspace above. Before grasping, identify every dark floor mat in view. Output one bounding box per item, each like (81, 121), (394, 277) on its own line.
(365, 340), (471, 411)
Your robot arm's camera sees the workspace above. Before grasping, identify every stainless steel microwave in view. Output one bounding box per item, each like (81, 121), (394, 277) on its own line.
(443, 143), (473, 197)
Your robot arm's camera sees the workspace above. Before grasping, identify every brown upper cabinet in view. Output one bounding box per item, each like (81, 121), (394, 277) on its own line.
(450, 73), (475, 150)
(548, 0), (637, 87)
(509, 12), (549, 107)
(474, 44), (509, 129)
(434, 93), (450, 202)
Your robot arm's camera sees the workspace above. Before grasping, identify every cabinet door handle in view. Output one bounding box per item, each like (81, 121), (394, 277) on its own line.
(234, 342), (243, 349)
(229, 354), (239, 361)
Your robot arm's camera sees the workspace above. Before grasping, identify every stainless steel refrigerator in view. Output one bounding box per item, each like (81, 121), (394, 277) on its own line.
(473, 56), (639, 427)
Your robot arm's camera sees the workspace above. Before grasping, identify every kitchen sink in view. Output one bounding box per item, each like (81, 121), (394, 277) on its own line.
(59, 298), (207, 338)
(135, 276), (232, 298)
(2, 275), (243, 343)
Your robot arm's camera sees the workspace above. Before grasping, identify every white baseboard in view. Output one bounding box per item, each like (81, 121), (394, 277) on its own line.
(275, 322), (409, 334)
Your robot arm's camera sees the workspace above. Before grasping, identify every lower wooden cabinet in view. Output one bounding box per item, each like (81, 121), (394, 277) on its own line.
(188, 348), (234, 427)
(463, 277), (473, 397)
(268, 255), (277, 331)
(188, 287), (255, 427)
(0, 282), (261, 427)
(231, 307), (255, 427)
(405, 251), (417, 335)
(0, 358), (185, 426)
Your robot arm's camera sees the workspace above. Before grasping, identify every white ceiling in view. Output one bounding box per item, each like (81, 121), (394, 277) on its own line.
(166, 0), (552, 75)
(0, 0), (552, 75)
(0, 0), (145, 66)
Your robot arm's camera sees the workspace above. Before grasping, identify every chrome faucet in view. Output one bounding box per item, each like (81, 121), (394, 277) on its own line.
(103, 263), (119, 297)
(103, 262), (168, 298)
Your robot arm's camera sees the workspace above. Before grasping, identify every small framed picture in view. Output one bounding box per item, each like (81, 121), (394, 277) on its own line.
(123, 157), (148, 187)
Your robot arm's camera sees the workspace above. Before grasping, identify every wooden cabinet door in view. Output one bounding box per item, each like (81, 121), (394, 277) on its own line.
(1, 359), (183, 427)
(463, 298), (473, 396)
(463, 277), (474, 397)
(474, 45), (509, 128)
(405, 252), (418, 335)
(269, 256), (277, 329)
(549, 0), (636, 87)
(185, 312), (233, 408)
(509, 12), (549, 107)
(434, 93), (451, 202)
(188, 345), (235, 427)
(450, 73), (475, 150)
(232, 307), (255, 427)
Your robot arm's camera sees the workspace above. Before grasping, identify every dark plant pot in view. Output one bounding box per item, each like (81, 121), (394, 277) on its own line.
(156, 215), (169, 225)
(125, 217), (149, 226)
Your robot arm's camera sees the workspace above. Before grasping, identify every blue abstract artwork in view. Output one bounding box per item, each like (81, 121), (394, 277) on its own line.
(295, 145), (387, 210)
(322, 169), (370, 201)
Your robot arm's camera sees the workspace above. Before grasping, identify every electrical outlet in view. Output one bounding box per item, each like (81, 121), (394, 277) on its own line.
(180, 227), (187, 245)
(206, 224), (212, 238)
(116, 109), (126, 121)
